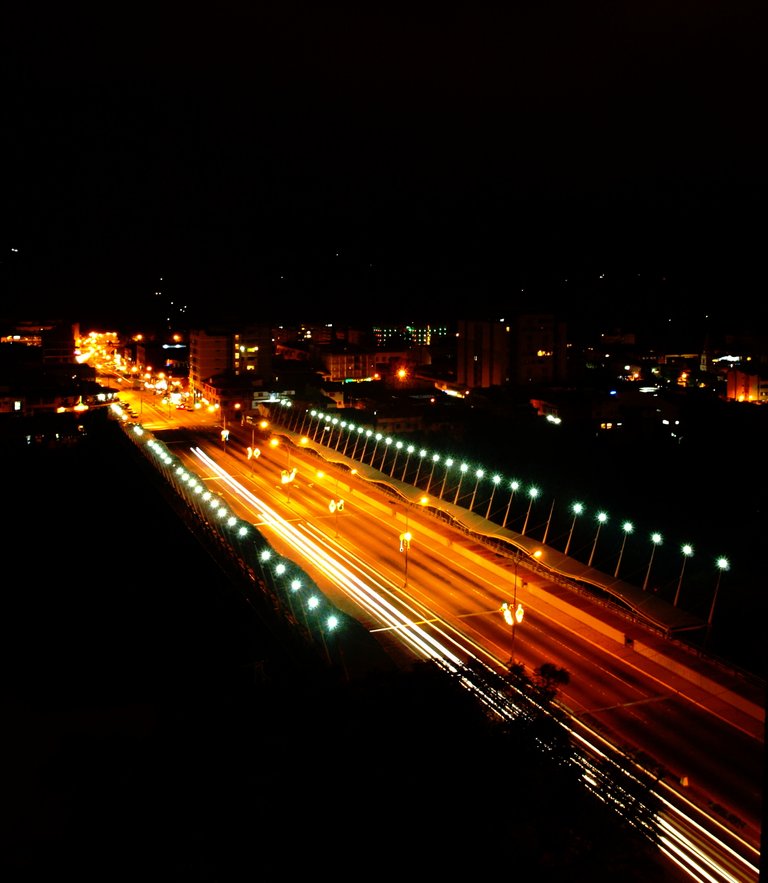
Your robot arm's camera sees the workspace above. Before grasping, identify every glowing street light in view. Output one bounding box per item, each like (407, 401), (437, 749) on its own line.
(399, 530), (413, 587)
(350, 425), (365, 459)
(521, 486), (540, 536)
(342, 422), (355, 455)
(642, 532), (663, 591)
(400, 444), (415, 481)
(673, 544), (694, 607)
(564, 502), (584, 556)
(369, 432), (383, 465)
(379, 436), (393, 471)
(413, 449), (428, 485)
(707, 556), (730, 629)
(613, 520), (634, 578)
(389, 440), (403, 476)
(359, 429), (374, 461)
(587, 511), (608, 567)
(485, 474), (502, 519)
(468, 469), (485, 511)
(438, 458), (454, 499)
(502, 480), (520, 529)
(425, 453), (441, 494)
(453, 462), (469, 505)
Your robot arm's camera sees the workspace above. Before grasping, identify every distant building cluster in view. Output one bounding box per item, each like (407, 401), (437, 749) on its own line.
(1, 313), (767, 449)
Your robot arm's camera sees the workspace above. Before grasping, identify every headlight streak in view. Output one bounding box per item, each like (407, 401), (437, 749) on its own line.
(187, 442), (759, 883)
(296, 517), (504, 667)
(192, 447), (464, 667)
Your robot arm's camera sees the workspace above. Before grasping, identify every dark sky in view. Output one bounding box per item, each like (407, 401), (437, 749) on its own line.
(3, 2), (765, 327)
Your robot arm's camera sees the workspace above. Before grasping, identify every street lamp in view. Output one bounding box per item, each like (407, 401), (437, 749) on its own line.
(504, 554), (526, 660)
(502, 480), (520, 529)
(521, 486), (540, 536)
(380, 436), (393, 471)
(587, 511), (608, 567)
(438, 458), (454, 499)
(485, 474), (502, 519)
(369, 432), (383, 465)
(453, 463), (469, 505)
(541, 498), (556, 545)
(413, 449), (428, 485)
(468, 469), (484, 511)
(642, 532), (663, 591)
(399, 530), (412, 587)
(342, 423), (355, 455)
(707, 556), (730, 629)
(613, 520), (634, 578)
(359, 429), (374, 461)
(673, 544), (694, 607)
(425, 453), (441, 494)
(350, 426), (366, 459)
(564, 502), (584, 556)
(389, 440), (403, 477)
(400, 444), (415, 481)
(329, 497), (344, 537)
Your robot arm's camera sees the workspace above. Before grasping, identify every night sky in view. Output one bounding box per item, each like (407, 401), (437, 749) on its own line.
(3, 2), (765, 328)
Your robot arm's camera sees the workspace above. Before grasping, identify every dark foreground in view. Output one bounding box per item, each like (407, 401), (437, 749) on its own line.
(1, 413), (688, 881)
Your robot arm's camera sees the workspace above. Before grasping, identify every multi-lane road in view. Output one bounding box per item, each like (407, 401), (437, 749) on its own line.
(115, 394), (764, 882)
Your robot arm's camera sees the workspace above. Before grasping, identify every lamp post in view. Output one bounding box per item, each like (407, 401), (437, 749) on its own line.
(351, 426), (366, 459)
(400, 445), (415, 481)
(564, 502), (584, 556)
(485, 474), (502, 519)
(707, 556), (730, 630)
(642, 532), (663, 591)
(379, 436), (392, 471)
(453, 463), (469, 505)
(541, 498), (556, 545)
(329, 497), (344, 538)
(342, 423), (355, 455)
(369, 432), (383, 465)
(334, 420), (345, 450)
(425, 453), (441, 494)
(468, 469), (484, 511)
(502, 480), (520, 529)
(399, 530), (412, 587)
(413, 449), (428, 485)
(359, 429), (374, 462)
(613, 521), (634, 578)
(389, 441), (403, 477)
(438, 458), (454, 499)
(673, 544), (694, 606)
(587, 511), (608, 567)
(521, 486), (540, 536)
(503, 555), (526, 660)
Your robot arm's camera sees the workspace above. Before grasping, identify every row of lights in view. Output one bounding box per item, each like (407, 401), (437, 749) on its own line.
(277, 406), (732, 620)
(138, 434), (343, 644)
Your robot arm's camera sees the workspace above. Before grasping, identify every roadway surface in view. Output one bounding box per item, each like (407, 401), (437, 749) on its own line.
(120, 394), (765, 880)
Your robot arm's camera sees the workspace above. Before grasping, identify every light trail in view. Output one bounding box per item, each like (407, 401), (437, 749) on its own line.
(192, 446), (464, 667)
(186, 442), (760, 883)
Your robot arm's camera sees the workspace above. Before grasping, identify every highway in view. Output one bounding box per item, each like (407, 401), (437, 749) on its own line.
(114, 395), (764, 882)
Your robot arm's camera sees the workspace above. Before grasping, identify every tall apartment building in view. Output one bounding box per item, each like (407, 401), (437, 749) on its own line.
(456, 314), (568, 389)
(455, 318), (511, 388)
(189, 324), (273, 411)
